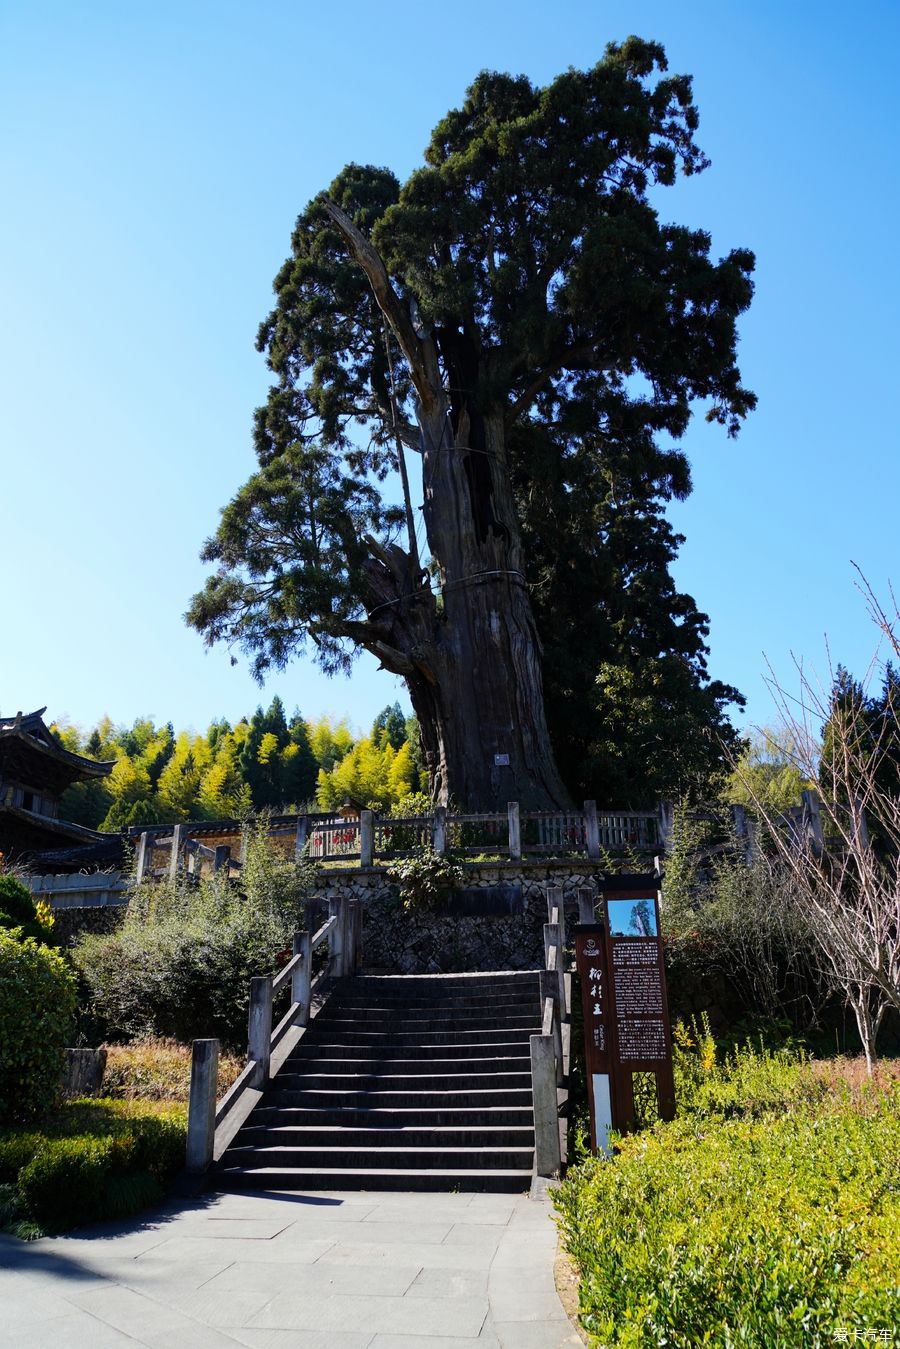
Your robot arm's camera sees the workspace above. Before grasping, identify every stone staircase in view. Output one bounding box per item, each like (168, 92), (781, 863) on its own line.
(216, 971), (542, 1192)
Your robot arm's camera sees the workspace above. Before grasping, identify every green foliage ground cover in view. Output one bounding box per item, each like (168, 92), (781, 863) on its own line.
(555, 1032), (900, 1347)
(0, 1098), (186, 1237)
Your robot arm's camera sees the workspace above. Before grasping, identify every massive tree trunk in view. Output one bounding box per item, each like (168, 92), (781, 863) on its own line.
(409, 401), (569, 810)
(323, 200), (571, 811)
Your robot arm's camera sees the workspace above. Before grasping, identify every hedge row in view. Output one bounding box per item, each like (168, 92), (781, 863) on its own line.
(0, 1099), (186, 1235)
(0, 927), (77, 1124)
(554, 1057), (900, 1347)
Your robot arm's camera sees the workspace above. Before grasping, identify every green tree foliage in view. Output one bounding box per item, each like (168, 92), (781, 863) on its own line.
(372, 702), (407, 751)
(50, 705), (421, 827)
(186, 38), (754, 809)
(725, 727), (812, 816)
(819, 664), (900, 837)
(517, 429), (746, 804)
(315, 734), (421, 812)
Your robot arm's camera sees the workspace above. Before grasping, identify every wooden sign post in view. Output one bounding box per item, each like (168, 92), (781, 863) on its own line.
(575, 874), (675, 1153)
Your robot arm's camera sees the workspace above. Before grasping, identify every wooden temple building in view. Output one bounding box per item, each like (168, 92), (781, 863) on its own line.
(0, 708), (117, 870)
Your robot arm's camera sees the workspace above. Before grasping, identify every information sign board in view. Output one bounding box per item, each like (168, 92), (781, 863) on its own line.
(575, 875), (675, 1152)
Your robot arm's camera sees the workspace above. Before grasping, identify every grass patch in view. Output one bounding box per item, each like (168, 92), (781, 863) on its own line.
(0, 1097), (187, 1237)
(102, 1037), (242, 1102)
(555, 1030), (900, 1347)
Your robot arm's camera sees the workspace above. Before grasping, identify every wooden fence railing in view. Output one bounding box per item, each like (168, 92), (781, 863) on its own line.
(133, 801), (668, 882)
(186, 892), (359, 1173)
(306, 801), (665, 866)
(135, 822), (242, 884)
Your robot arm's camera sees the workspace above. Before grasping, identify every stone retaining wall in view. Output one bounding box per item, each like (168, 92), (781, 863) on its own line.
(308, 862), (604, 974)
(49, 862), (604, 971)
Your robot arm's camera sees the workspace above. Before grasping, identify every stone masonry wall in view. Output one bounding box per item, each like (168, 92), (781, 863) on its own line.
(48, 862), (605, 972)
(308, 862), (604, 974)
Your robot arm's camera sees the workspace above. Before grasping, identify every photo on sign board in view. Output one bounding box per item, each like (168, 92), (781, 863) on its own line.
(607, 897), (657, 938)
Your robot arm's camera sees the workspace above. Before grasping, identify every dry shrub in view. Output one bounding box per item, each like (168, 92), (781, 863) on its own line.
(102, 1037), (243, 1102)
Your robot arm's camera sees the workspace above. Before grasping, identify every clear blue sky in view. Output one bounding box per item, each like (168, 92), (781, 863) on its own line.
(2, 0), (898, 742)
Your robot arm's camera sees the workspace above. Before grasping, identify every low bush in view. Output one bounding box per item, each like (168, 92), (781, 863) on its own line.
(662, 807), (824, 1031)
(671, 1012), (822, 1119)
(0, 874), (56, 945)
(73, 824), (316, 1049)
(0, 1098), (186, 1236)
(555, 1043), (900, 1346)
(387, 847), (464, 910)
(0, 930), (77, 1125)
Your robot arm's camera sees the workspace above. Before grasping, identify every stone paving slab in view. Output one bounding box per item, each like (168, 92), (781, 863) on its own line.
(0, 1189), (580, 1347)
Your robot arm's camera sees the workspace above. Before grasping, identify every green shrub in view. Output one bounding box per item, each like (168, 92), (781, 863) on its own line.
(18, 1137), (122, 1231)
(555, 1058), (900, 1346)
(387, 847), (464, 910)
(73, 826), (316, 1050)
(662, 806), (823, 1030)
(671, 1013), (822, 1120)
(0, 1133), (45, 1183)
(1, 1098), (186, 1235)
(0, 930), (77, 1124)
(0, 874), (56, 945)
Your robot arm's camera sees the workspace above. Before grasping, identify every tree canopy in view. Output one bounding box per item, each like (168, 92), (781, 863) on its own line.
(188, 38), (755, 808)
(54, 703), (426, 829)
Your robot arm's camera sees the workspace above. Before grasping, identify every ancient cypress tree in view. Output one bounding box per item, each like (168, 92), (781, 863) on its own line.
(188, 38), (755, 809)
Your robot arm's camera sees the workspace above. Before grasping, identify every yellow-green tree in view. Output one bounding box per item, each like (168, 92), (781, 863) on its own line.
(725, 728), (813, 815)
(156, 732), (212, 821)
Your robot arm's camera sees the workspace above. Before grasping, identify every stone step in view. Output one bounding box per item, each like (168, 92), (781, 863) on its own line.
(346, 973), (538, 988)
(301, 1024), (539, 1045)
(274, 1057), (531, 1081)
(249, 1104), (536, 1128)
(331, 991), (539, 1012)
(272, 1086), (534, 1109)
(220, 1145), (536, 1171)
(335, 984), (539, 1007)
(217, 1166), (533, 1193)
(272, 1073), (533, 1096)
(232, 1124), (536, 1149)
(289, 1039), (534, 1061)
(217, 969), (549, 1194)
(319, 1009), (539, 1025)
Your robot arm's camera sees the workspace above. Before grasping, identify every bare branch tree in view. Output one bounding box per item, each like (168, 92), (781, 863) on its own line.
(739, 613), (900, 1074)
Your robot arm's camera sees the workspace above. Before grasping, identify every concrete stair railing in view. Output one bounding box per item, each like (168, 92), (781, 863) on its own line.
(186, 893), (359, 1174)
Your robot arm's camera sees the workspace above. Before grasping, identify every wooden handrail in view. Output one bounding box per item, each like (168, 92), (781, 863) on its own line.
(215, 1059), (256, 1127)
(271, 950), (304, 997)
(532, 886), (571, 1180)
(187, 895), (362, 1173)
(271, 1001), (303, 1049)
(312, 914), (337, 950)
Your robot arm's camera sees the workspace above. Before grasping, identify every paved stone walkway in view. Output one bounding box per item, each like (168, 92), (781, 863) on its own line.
(0, 1189), (581, 1348)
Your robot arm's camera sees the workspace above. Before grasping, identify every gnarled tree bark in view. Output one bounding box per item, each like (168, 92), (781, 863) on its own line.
(323, 198), (570, 810)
